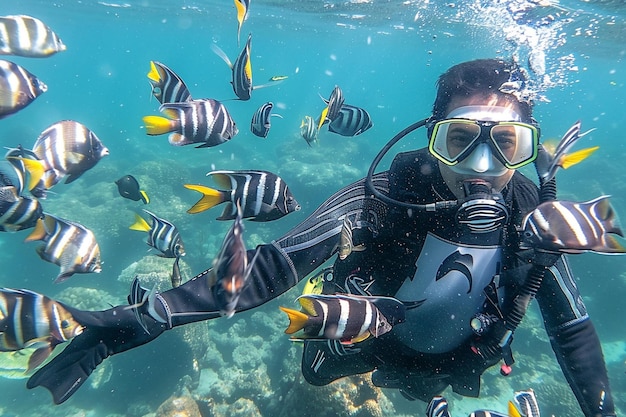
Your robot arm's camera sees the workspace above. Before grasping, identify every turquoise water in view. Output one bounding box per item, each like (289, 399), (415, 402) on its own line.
(0, 0), (625, 416)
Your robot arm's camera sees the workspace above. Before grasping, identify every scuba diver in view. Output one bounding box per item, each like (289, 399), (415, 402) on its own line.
(24, 59), (616, 417)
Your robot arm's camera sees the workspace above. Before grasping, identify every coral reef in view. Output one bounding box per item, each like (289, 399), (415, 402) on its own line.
(154, 393), (202, 417)
(118, 255), (192, 289)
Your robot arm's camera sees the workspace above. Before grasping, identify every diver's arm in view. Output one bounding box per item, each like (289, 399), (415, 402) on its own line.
(536, 257), (615, 416)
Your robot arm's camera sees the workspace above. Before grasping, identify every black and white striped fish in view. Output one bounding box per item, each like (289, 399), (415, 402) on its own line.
(143, 99), (238, 148)
(300, 115), (319, 147)
(147, 61), (192, 104)
(208, 203), (259, 317)
(426, 396), (451, 417)
(2, 146), (43, 196)
(32, 120), (109, 190)
(0, 288), (84, 372)
(130, 209), (185, 258)
(234, 0), (250, 46)
(328, 104), (373, 137)
(337, 216), (365, 260)
(0, 60), (47, 119)
(279, 293), (405, 344)
(468, 411), (511, 417)
(317, 85), (344, 129)
(0, 15), (66, 57)
(184, 169), (300, 221)
(250, 102), (282, 138)
(25, 213), (102, 283)
(540, 120), (598, 182)
(212, 34), (253, 100)
(513, 389), (540, 417)
(522, 196), (626, 254)
(0, 186), (43, 232)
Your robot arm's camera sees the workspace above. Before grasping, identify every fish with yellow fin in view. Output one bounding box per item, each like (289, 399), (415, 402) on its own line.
(427, 388), (539, 417)
(541, 120), (598, 182)
(234, 0), (250, 46)
(317, 85), (344, 130)
(279, 293), (405, 344)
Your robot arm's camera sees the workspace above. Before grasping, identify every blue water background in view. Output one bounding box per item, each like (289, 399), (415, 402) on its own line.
(0, 1), (625, 416)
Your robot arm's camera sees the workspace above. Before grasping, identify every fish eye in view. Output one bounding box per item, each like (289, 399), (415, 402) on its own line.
(61, 319), (70, 329)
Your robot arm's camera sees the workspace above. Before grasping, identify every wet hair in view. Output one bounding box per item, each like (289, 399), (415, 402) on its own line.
(432, 58), (534, 124)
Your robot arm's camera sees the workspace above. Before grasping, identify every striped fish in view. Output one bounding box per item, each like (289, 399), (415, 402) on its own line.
(337, 216), (365, 260)
(234, 0), (250, 46)
(0, 288), (83, 372)
(0, 186), (43, 232)
(468, 411), (511, 417)
(3, 145), (44, 196)
(522, 196), (626, 254)
(540, 120), (598, 182)
(143, 99), (238, 148)
(300, 115), (319, 147)
(32, 120), (109, 190)
(130, 209), (185, 258)
(184, 169), (300, 221)
(317, 85), (344, 129)
(0, 15), (66, 57)
(211, 34), (253, 100)
(0, 60), (47, 119)
(328, 104), (373, 137)
(147, 61), (192, 104)
(250, 101), (282, 138)
(24, 213), (102, 283)
(279, 293), (405, 344)
(513, 389), (540, 417)
(208, 203), (259, 317)
(426, 396), (451, 417)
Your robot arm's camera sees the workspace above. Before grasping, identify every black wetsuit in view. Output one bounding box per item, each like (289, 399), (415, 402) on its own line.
(29, 149), (615, 416)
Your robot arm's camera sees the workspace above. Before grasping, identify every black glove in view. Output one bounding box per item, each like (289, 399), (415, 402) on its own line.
(27, 280), (170, 404)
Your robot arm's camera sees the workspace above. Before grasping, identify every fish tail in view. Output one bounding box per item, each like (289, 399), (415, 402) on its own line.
(143, 115), (175, 135)
(561, 146), (599, 169)
(147, 61), (161, 82)
(24, 218), (47, 242)
(129, 213), (151, 232)
(279, 306), (308, 334)
(508, 400), (522, 417)
(183, 184), (226, 214)
(140, 190), (150, 204)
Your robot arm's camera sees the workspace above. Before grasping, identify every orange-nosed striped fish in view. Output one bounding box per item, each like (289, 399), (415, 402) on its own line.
(0, 288), (83, 372)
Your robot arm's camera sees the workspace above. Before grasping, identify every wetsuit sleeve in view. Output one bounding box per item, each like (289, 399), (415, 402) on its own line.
(536, 256), (615, 416)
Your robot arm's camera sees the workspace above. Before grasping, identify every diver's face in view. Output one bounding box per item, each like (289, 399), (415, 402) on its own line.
(438, 94), (521, 199)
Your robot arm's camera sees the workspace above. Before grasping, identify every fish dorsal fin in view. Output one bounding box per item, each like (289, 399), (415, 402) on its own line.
(297, 296), (318, 316)
(211, 43), (233, 69)
(508, 400), (522, 417)
(140, 190), (150, 204)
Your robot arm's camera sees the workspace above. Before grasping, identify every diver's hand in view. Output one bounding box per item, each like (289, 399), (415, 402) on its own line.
(26, 305), (166, 404)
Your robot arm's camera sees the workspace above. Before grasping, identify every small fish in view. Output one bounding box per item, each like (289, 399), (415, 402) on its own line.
(250, 101), (282, 138)
(32, 120), (109, 189)
(115, 174), (149, 204)
(24, 213), (102, 283)
(0, 15), (66, 57)
(171, 256), (182, 288)
(0, 60), (47, 119)
(3, 145), (44, 196)
(522, 196), (626, 254)
(337, 217), (365, 260)
(208, 203), (258, 317)
(269, 75), (288, 82)
(0, 186), (43, 232)
(212, 34), (253, 101)
(328, 104), (373, 137)
(300, 115), (319, 147)
(317, 85), (344, 130)
(513, 389), (540, 417)
(540, 120), (598, 182)
(147, 61), (192, 104)
(426, 396), (451, 417)
(184, 169), (300, 221)
(130, 209), (185, 258)
(279, 294), (405, 344)
(0, 288), (84, 372)
(143, 99), (238, 148)
(234, 0), (250, 46)
(302, 268), (330, 296)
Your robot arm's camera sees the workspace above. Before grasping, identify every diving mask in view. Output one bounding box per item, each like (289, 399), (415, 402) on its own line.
(429, 106), (539, 175)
